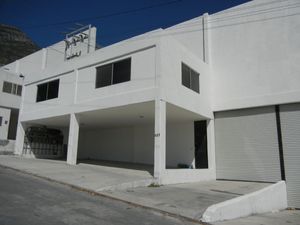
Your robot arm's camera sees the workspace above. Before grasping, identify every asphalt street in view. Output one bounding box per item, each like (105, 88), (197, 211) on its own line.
(0, 167), (198, 225)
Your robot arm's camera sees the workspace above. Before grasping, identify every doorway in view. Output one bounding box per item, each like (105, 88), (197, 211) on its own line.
(194, 121), (208, 168)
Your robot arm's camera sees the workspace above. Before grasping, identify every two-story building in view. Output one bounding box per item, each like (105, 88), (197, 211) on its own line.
(0, 67), (23, 152)
(3, 0), (300, 208)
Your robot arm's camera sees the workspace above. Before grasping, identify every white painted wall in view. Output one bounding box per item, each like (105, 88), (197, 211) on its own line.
(77, 121), (196, 167)
(210, 0), (300, 111)
(166, 16), (205, 60)
(79, 126), (135, 162)
(76, 47), (156, 103)
(78, 125), (153, 164)
(202, 181), (288, 223)
(21, 71), (76, 117)
(159, 36), (212, 119)
(133, 124), (154, 164)
(0, 107), (11, 139)
(20, 45), (157, 122)
(0, 69), (22, 109)
(166, 122), (195, 168)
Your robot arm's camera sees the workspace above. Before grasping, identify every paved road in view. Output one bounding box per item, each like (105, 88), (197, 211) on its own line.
(0, 167), (198, 225)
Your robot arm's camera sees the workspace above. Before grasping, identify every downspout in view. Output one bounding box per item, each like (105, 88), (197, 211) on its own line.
(202, 13), (209, 64)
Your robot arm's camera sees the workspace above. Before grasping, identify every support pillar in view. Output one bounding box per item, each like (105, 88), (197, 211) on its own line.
(154, 99), (166, 179)
(14, 122), (26, 155)
(67, 113), (79, 165)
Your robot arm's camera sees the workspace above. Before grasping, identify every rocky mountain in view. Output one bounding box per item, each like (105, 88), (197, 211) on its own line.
(0, 24), (40, 66)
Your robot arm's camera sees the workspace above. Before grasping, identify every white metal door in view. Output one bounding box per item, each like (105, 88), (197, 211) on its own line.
(280, 103), (300, 208)
(215, 106), (281, 182)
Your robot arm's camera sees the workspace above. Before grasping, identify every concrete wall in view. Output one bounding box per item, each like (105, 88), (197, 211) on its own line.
(166, 16), (205, 60)
(76, 47), (156, 104)
(78, 125), (153, 164)
(20, 44), (157, 122)
(202, 181), (288, 223)
(0, 107), (11, 139)
(159, 36), (212, 119)
(22, 71), (76, 116)
(166, 122), (195, 168)
(78, 121), (196, 167)
(210, 0), (300, 111)
(0, 69), (22, 109)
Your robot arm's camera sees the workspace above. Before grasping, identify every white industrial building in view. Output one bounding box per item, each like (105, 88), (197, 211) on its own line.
(2, 0), (299, 208)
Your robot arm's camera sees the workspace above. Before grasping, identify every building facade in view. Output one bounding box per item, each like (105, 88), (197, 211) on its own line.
(2, 0), (299, 208)
(0, 68), (23, 153)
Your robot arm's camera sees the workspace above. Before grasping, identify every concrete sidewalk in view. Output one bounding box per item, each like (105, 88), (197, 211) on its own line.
(214, 210), (300, 225)
(0, 155), (272, 222)
(103, 180), (269, 221)
(0, 156), (154, 191)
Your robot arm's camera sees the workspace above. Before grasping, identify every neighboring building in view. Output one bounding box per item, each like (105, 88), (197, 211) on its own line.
(0, 68), (23, 153)
(2, 0), (300, 208)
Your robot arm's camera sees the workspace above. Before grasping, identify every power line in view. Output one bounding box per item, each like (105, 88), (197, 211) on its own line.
(213, 0), (291, 16)
(208, 1), (300, 23)
(23, 0), (183, 29)
(19, 1), (300, 59)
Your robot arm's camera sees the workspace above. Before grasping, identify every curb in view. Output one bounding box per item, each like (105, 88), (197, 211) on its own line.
(0, 164), (208, 225)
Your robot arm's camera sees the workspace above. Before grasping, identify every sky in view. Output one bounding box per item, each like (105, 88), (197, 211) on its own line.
(0, 0), (251, 48)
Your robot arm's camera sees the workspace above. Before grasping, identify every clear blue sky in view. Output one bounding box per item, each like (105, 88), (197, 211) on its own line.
(0, 0), (250, 48)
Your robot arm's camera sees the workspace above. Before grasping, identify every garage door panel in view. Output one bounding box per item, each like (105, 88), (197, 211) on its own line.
(280, 103), (300, 208)
(215, 106), (281, 182)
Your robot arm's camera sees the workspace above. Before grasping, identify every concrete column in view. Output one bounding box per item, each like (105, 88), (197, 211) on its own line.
(67, 113), (80, 165)
(154, 99), (166, 179)
(207, 119), (216, 179)
(14, 122), (26, 155)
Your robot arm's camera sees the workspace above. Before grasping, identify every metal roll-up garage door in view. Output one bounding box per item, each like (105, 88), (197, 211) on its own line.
(215, 106), (281, 182)
(280, 103), (300, 208)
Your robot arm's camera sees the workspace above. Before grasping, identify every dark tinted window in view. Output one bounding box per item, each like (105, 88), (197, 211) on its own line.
(113, 58), (131, 84)
(181, 63), (190, 89)
(2, 81), (22, 96)
(2, 81), (12, 94)
(181, 63), (200, 93)
(0, 117), (2, 126)
(36, 79), (59, 102)
(96, 64), (112, 88)
(191, 70), (199, 93)
(37, 83), (47, 102)
(95, 58), (131, 89)
(17, 85), (22, 96)
(48, 80), (59, 99)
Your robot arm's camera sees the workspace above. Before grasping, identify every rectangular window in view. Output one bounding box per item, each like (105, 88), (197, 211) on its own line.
(2, 81), (22, 96)
(181, 63), (200, 93)
(2, 81), (12, 94)
(95, 58), (131, 88)
(17, 85), (22, 96)
(96, 64), (112, 88)
(36, 79), (59, 102)
(0, 117), (2, 126)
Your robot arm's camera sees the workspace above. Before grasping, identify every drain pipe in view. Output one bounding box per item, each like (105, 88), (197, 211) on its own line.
(202, 13), (209, 64)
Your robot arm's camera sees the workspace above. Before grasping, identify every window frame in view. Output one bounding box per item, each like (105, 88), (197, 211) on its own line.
(36, 79), (60, 102)
(181, 62), (200, 93)
(95, 57), (131, 89)
(2, 81), (22, 96)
